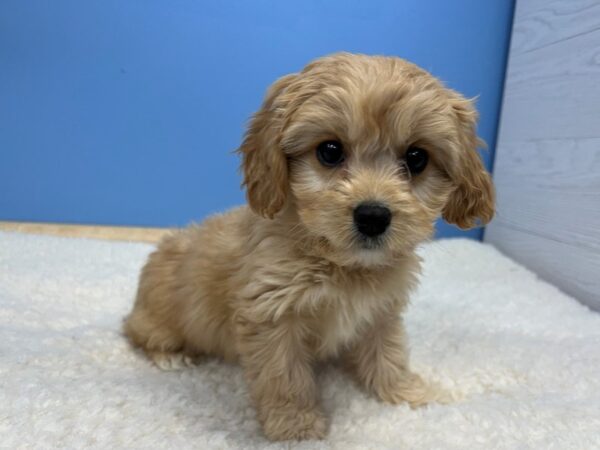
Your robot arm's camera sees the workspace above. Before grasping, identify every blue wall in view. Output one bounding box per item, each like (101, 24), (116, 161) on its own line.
(0, 0), (514, 239)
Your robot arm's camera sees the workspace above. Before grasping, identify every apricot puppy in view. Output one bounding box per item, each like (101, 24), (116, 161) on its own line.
(124, 52), (494, 441)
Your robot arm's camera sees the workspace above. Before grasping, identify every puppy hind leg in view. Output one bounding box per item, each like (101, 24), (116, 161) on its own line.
(149, 351), (200, 371)
(123, 308), (192, 371)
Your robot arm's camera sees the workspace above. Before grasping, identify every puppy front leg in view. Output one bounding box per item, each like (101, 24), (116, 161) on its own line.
(348, 314), (432, 408)
(235, 319), (327, 441)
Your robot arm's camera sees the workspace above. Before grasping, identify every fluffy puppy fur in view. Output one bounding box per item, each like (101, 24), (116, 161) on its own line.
(124, 53), (495, 441)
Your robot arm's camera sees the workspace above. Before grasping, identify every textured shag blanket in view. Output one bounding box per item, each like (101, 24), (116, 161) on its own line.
(1, 231), (599, 449)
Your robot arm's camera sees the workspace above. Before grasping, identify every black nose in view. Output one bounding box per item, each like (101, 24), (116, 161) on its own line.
(353, 202), (391, 237)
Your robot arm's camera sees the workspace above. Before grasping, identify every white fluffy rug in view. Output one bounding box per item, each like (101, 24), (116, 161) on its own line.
(1, 231), (600, 449)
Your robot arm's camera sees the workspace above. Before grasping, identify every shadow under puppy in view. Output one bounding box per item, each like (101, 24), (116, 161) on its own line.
(124, 52), (494, 441)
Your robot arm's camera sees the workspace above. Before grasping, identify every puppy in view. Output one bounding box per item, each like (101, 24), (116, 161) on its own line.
(124, 53), (494, 441)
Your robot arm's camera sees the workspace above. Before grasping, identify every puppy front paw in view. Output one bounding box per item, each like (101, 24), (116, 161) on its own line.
(261, 406), (327, 441)
(375, 372), (439, 408)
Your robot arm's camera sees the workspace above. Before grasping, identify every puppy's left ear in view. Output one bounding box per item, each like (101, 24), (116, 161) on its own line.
(442, 94), (495, 229)
(238, 74), (297, 219)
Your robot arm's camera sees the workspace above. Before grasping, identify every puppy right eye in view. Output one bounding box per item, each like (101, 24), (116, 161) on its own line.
(316, 140), (345, 167)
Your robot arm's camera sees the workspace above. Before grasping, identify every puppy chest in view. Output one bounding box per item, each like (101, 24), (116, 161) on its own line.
(313, 297), (379, 358)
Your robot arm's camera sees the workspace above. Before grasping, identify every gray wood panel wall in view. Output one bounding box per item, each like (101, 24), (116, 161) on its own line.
(485, 0), (600, 310)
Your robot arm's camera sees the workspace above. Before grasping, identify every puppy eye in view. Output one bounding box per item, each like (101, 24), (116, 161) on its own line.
(316, 140), (345, 167)
(405, 147), (429, 175)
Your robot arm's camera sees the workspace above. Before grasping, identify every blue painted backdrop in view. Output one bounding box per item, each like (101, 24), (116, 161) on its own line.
(0, 0), (514, 239)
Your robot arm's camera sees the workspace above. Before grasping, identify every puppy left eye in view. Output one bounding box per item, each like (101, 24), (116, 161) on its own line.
(405, 147), (429, 175)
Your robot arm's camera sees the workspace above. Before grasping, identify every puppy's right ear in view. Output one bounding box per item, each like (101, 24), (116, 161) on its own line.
(238, 74), (297, 219)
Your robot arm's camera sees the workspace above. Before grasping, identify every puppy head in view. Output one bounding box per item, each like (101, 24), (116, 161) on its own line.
(239, 53), (494, 266)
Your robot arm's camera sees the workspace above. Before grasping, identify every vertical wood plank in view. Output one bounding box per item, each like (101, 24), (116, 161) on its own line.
(485, 0), (600, 310)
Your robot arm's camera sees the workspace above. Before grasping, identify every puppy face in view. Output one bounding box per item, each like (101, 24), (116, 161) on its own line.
(239, 53), (494, 266)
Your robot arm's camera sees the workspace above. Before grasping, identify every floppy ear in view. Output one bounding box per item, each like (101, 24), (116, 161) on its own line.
(442, 94), (495, 229)
(238, 74), (297, 219)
